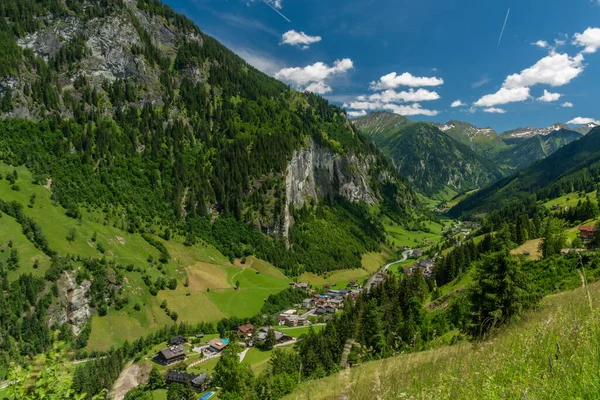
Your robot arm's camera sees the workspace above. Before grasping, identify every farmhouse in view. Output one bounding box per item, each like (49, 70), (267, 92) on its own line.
(154, 345), (186, 365)
(168, 335), (187, 346)
(208, 338), (228, 353)
(302, 298), (314, 308)
(579, 226), (597, 241)
(347, 280), (359, 288)
(165, 370), (208, 391)
(236, 323), (254, 338)
(256, 327), (294, 344)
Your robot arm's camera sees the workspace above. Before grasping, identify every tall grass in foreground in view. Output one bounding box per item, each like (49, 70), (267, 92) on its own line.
(286, 280), (600, 399)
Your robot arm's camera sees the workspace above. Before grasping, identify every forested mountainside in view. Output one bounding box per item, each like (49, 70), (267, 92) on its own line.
(494, 129), (583, 171)
(0, 0), (420, 275)
(451, 126), (600, 216)
(433, 120), (508, 159)
(354, 116), (503, 198)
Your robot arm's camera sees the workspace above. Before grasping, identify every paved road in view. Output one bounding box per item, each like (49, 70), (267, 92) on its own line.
(366, 250), (412, 291)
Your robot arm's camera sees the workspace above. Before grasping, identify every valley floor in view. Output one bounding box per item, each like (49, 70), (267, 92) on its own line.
(285, 277), (600, 399)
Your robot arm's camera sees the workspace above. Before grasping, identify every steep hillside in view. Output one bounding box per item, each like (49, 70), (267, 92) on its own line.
(355, 118), (504, 198)
(451, 126), (600, 216)
(285, 279), (600, 400)
(0, 0), (419, 276)
(434, 120), (508, 158)
(494, 128), (583, 170)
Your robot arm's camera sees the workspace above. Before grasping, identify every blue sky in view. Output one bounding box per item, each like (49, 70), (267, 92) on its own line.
(163, 0), (600, 132)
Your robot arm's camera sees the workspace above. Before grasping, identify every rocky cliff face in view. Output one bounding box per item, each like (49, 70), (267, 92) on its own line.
(283, 139), (378, 240)
(47, 271), (92, 336)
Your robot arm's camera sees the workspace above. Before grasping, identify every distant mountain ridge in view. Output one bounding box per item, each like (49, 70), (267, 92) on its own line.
(354, 114), (504, 198)
(353, 112), (590, 185)
(450, 126), (600, 216)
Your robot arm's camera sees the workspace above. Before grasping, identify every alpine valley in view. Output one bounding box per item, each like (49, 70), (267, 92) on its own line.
(1, 1), (600, 400)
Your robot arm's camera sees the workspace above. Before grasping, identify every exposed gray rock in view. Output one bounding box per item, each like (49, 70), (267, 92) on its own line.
(283, 139), (378, 240)
(47, 271), (92, 336)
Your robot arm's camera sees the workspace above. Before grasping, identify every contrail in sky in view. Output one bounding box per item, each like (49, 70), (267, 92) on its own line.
(497, 8), (510, 47)
(263, 0), (291, 22)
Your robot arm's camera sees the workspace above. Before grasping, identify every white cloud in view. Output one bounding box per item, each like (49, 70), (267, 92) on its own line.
(281, 30), (322, 49)
(474, 51), (585, 108)
(537, 89), (562, 102)
(386, 103), (439, 116)
(451, 100), (465, 107)
(344, 99), (438, 116)
(567, 117), (600, 125)
(561, 102), (574, 108)
(533, 40), (549, 48)
(483, 107), (506, 114)
(369, 72), (444, 90)
(573, 27), (600, 53)
(474, 87), (531, 107)
(274, 58), (353, 93)
(368, 88), (440, 103)
(503, 52), (584, 89)
(304, 81), (332, 94)
(347, 110), (367, 118)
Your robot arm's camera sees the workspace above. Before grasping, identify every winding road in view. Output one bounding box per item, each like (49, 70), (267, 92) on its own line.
(366, 250), (412, 290)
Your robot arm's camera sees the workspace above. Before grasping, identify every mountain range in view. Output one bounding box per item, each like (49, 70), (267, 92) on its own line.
(450, 125), (600, 216)
(353, 112), (594, 198)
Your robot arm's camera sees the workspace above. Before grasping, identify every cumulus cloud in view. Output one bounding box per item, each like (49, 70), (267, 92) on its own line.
(367, 88), (440, 103)
(503, 52), (584, 89)
(567, 117), (600, 125)
(304, 81), (332, 94)
(281, 30), (322, 49)
(483, 107), (506, 114)
(573, 27), (600, 53)
(386, 103), (439, 116)
(533, 40), (549, 48)
(369, 72), (444, 90)
(451, 100), (465, 107)
(474, 87), (531, 107)
(347, 110), (367, 118)
(561, 102), (574, 108)
(537, 89), (562, 102)
(473, 50), (585, 110)
(274, 58), (353, 93)
(343, 99), (438, 116)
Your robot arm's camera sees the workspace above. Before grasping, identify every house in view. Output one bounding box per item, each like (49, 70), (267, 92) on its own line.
(236, 323), (254, 338)
(330, 298), (344, 308)
(579, 226), (597, 241)
(315, 307), (327, 316)
(325, 305), (337, 314)
(280, 315), (307, 327)
(165, 370), (208, 391)
(411, 249), (423, 257)
(256, 327), (294, 344)
(347, 280), (359, 288)
(208, 339), (228, 353)
(168, 336), (187, 346)
(418, 259), (434, 268)
(274, 331), (294, 344)
(155, 345), (186, 365)
(302, 298), (314, 308)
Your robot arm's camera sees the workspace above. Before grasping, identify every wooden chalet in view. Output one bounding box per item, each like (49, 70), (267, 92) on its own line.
(155, 345), (186, 365)
(165, 370), (208, 391)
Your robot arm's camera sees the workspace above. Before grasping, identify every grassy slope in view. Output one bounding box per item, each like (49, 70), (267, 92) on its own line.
(0, 162), (293, 351)
(286, 280), (600, 399)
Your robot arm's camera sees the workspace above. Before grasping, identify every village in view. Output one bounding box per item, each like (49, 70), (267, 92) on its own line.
(144, 244), (447, 398)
